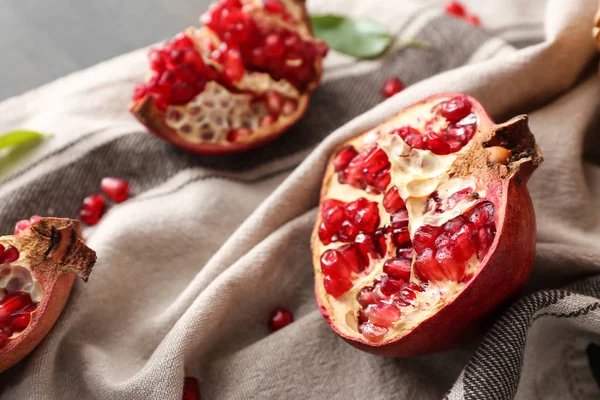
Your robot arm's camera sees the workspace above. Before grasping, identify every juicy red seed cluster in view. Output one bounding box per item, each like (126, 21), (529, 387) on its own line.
(320, 244), (368, 298)
(333, 145), (391, 193)
(427, 187), (473, 214)
(204, 0), (327, 90)
(413, 201), (496, 282)
(390, 96), (477, 155)
(383, 186), (412, 250)
(444, 1), (481, 26)
(0, 245), (19, 264)
(133, 33), (214, 111)
(13, 215), (41, 235)
(263, 0), (296, 22)
(269, 308), (294, 331)
(381, 77), (405, 98)
(80, 177), (131, 226)
(357, 278), (428, 342)
(0, 290), (38, 348)
(318, 198), (381, 245)
(182, 377), (200, 400)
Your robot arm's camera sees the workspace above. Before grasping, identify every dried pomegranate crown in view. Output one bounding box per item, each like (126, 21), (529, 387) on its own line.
(312, 93), (543, 356)
(130, 0), (328, 155)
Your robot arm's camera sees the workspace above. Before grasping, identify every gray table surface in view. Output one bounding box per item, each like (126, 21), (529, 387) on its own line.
(0, 0), (211, 101)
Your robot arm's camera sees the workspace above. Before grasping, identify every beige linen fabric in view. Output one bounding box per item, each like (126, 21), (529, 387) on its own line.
(0, 0), (599, 399)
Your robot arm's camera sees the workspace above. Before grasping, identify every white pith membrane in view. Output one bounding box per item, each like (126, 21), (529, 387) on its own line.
(163, 0), (321, 145)
(0, 265), (42, 304)
(315, 96), (506, 343)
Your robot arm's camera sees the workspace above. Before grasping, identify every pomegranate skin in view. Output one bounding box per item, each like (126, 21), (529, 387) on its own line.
(130, 94), (310, 155)
(0, 218), (96, 372)
(311, 93), (543, 357)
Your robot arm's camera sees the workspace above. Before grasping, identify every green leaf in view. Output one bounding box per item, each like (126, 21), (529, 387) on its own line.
(0, 130), (49, 150)
(310, 14), (394, 59)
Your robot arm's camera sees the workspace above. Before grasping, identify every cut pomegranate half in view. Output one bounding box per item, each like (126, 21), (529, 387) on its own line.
(0, 218), (96, 371)
(311, 93), (543, 356)
(130, 0), (328, 155)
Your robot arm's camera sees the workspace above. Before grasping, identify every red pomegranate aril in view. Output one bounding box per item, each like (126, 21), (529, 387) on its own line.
(368, 304), (401, 327)
(392, 228), (410, 246)
(381, 77), (405, 98)
(399, 287), (417, 302)
(413, 226), (441, 253)
(383, 258), (411, 281)
(357, 287), (375, 307)
(469, 202), (495, 227)
(14, 220), (30, 235)
(264, 33), (285, 57)
(264, 91), (283, 115)
(415, 248), (445, 281)
(264, 0), (284, 14)
(149, 49), (166, 72)
(269, 308), (294, 331)
(10, 313), (31, 331)
(354, 203), (380, 232)
(436, 246), (466, 281)
(80, 194), (106, 225)
(451, 224), (475, 261)
(380, 278), (404, 296)
(445, 1), (467, 17)
(182, 377), (200, 400)
(0, 246), (19, 264)
(396, 246), (413, 259)
(320, 249), (350, 280)
(391, 209), (410, 229)
(444, 215), (467, 234)
(101, 177), (129, 203)
(170, 82), (196, 104)
(467, 15), (481, 26)
(0, 292), (32, 320)
(281, 99), (297, 115)
(427, 136), (451, 155)
(435, 232), (451, 248)
(360, 322), (387, 342)
(383, 186), (405, 214)
(323, 275), (353, 298)
(339, 221), (359, 241)
(223, 50), (245, 83)
(440, 96), (472, 122)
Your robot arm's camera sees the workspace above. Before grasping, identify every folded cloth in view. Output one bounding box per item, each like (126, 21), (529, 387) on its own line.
(0, 0), (599, 398)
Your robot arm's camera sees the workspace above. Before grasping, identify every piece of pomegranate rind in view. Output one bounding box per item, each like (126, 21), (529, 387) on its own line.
(312, 93), (543, 356)
(0, 218), (96, 372)
(130, 0), (328, 155)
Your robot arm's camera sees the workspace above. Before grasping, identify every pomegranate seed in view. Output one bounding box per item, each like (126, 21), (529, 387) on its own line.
(170, 82), (196, 104)
(149, 49), (166, 72)
(281, 99), (297, 115)
(322, 205), (345, 231)
(383, 258), (411, 281)
(0, 246), (19, 264)
(399, 287), (417, 303)
(264, 0), (284, 14)
(392, 227), (411, 246)
(339, 220), (360, 241)
(323, 275), (353, 297)
(445, 1), (467, 17)
(467, 15), (481, 26)
(354, 203), (380, 232)
(227, 128), (252, 142)
(264, 33), (285, 57)
(415, 248), (445, 281)
(451, 224), (475, 261)
(182, 49), (205, 73)
(413, 225), (442, 253)
(383, 186), (405, 214)
(264, 91), (283, 115)
(469, 201), (495, 227)
(333, 146), (358, 172)
(101, 177), (130, 203)
(396, 246), (413, 259)
(357, 287), (375, 307)
(379, 277), (404, 296)
(440, 96), (472, 122)
(80, 194), (106, 226)
(14, 220), (30, 235)
(426, 136), (451, 155)
(269, 308), (294, 331)
(435, 232), (452, 248)
(260, 115), (275, 127)
(11, 313), (31, 330)
(391, 209), (410, 229)
(223, 50), (245, 83)
(368, 304), (401, 327)
(320, 249), (350, 280)
(360, 322), (387, 342)
(381, 77), (405, 98)
(435, 246), (466, 281)
(182, 377), (200, 400)
(0, 292), (32, 320)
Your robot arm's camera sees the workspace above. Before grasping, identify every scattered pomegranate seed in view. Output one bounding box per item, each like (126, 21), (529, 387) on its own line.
(381, 77), (405, 98)
(269, 308), (294, 331)
(182, 377), (200, 400)
(466, 15), (481, 26)
(80, 194), (106, 226)
(101, 177), (130, 203)
(445, 1), (467, 17)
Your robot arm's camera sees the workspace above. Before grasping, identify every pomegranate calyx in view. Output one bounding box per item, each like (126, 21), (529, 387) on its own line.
(11, 218), (96, 281)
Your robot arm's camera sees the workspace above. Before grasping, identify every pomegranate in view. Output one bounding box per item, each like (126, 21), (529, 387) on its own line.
(0, 217), (96, 371)
(311, 93), (543, 356)
(130, 0), (328, 155)
(101, 177), (130, 203)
